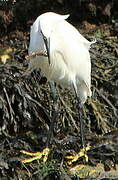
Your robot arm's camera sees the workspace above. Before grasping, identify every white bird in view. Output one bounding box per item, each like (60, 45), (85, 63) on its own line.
(21, 12), (96, 163)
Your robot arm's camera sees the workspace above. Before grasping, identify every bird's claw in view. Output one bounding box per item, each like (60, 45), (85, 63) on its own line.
(20, 148), (50, 163)
(65, 146), (90, 165)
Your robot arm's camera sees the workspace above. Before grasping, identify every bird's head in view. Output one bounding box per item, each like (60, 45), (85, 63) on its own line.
(39, 12), (69, 38)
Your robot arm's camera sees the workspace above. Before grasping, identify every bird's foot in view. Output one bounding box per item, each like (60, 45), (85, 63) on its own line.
(65, 146), (90, 165)
(20, 148), (50, 163)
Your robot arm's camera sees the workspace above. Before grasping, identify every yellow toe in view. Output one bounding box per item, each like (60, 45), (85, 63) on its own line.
(65, 146), (91, 165)
(20, 148), (50, 163)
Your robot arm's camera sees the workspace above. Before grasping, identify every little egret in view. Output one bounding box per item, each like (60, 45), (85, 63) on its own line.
(21, 12), (96, 163)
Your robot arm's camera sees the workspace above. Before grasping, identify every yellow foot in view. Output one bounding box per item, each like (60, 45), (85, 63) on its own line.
(20, 148), (50, 163)
(65, 146), (91, 165)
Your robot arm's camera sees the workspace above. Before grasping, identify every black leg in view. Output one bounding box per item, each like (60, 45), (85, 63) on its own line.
(20, 84), (59, 163)
(78, 105), (84, 148)
(72, 84), (85, 148)
(46, 82), (58, 147)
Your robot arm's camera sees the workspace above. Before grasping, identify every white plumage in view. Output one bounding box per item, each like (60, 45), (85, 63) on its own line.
(28, 12), (95, 104)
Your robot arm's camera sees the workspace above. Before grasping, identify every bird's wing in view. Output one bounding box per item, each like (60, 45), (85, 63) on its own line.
(50, 20), (92, 102)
